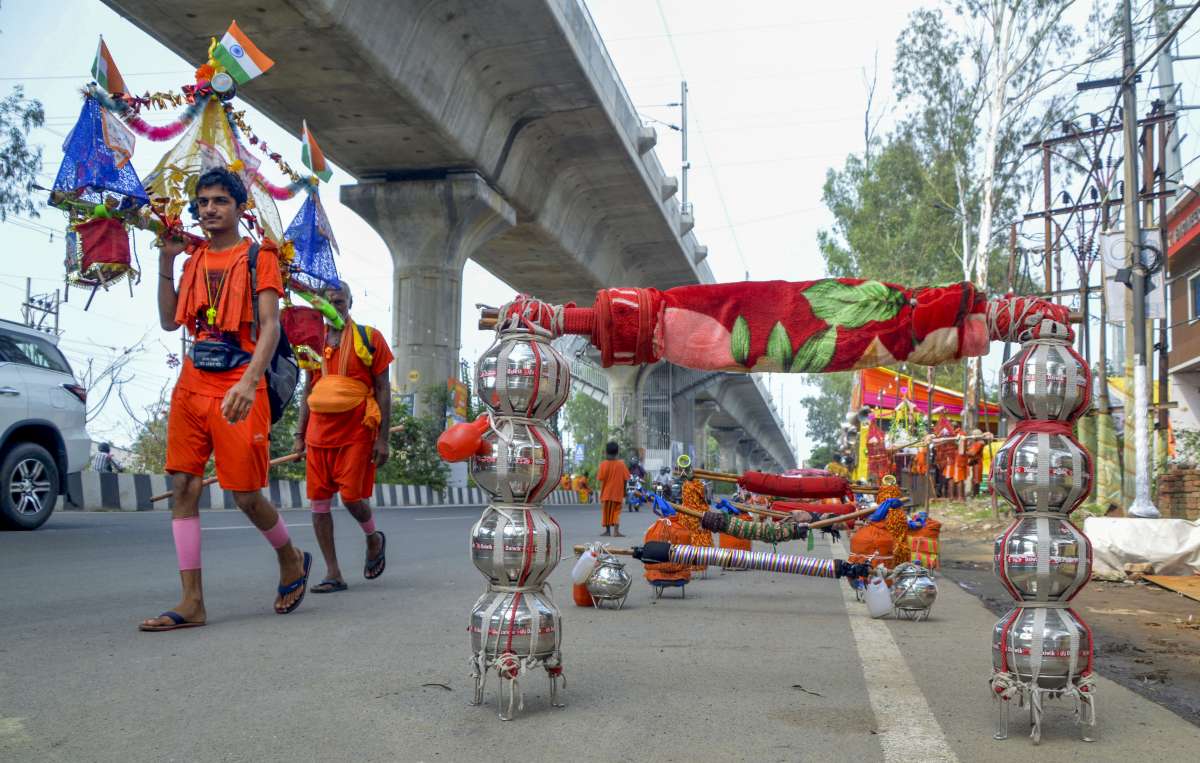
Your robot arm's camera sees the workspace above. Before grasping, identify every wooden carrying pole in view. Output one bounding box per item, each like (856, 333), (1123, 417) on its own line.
(570, 503), (878, 558)
(688, 467), (891, 496)
(481, 307), (1083, 332)
(664, 499), (878, 526)
(150, 424), (406, 503)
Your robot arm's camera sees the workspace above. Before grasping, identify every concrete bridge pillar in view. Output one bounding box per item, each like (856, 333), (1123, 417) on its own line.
(342, 172), (515, 417)
(693, 401), (718, 469)
(672, 391), (696, 460)
(736, 439), (756, 475)
(604, 365), (641, 431)
(710, 427), (742, 473)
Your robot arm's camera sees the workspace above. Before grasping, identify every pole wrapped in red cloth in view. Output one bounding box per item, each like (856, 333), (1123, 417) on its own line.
(738, 472), (848, 499)
(773, 500), (859, 516)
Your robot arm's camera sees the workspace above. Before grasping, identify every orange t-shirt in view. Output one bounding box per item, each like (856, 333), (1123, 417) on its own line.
(596, 459), (631, 503)
(304, 324), (394, 447)
(175, 239), (283, 398)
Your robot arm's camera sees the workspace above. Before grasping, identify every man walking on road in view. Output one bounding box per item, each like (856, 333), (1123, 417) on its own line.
(293, 281), (393, 593)
(142, 167), (310, 632)
(596, 440), (630, 537)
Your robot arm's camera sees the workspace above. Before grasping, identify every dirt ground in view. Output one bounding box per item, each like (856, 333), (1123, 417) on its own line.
(928, 499), (1200, 726)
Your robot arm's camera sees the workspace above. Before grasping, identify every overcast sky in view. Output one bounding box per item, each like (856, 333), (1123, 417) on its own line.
(1, 0), (1194, 460)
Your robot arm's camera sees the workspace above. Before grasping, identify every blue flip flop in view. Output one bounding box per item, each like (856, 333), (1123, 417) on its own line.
(312, 578), (348, 594)
(139, 610), (205, 632)
(364, 531), (386, 580)
(276, 551), (312, 614)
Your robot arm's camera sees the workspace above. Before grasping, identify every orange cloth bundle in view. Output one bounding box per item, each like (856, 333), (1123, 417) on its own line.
(307, 374), (381, 430)
(849, 522), (896, 569)
(643, 518), (692, 583)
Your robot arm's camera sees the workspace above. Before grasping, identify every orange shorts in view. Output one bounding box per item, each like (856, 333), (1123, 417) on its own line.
(306, 440), (376, 502)
(165, 386), (270, 492)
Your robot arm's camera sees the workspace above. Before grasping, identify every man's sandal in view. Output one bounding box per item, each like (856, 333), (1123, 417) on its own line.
(276, 551), (312, 614)
(139, 611), (206, 632)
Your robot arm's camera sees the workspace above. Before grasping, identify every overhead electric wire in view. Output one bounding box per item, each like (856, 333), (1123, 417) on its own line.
(653, 0), (751, 279)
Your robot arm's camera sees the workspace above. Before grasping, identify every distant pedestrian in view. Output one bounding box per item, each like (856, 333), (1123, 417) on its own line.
(91, 442), (122, 473)
(596, 441), (630, 537)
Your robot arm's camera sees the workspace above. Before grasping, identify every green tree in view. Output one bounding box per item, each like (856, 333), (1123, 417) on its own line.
(376, 397), (449, 489)
(0, 85), (44, 221)
(561, 392), (608, 476)
(799, 373), (854, 463)
(268, 396), (305, 480)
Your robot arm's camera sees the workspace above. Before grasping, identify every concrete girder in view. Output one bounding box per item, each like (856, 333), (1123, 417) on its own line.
(341, 172), (515, 413)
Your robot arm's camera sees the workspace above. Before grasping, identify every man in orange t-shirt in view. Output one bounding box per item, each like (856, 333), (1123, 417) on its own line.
(294, 281), (393, 593)
(596, 440), (631, 537)
(141, 167), (310, 632)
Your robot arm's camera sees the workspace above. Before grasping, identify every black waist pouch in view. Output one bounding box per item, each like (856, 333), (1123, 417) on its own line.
(191, 340), (253, 372)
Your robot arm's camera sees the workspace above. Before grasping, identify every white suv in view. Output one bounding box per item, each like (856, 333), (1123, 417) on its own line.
(0, 319), (89, 530)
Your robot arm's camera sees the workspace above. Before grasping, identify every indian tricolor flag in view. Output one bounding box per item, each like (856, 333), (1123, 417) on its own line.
(91, 37), (127, 94)
(301, 120), (333, 182)
(212, 21), (274, 85)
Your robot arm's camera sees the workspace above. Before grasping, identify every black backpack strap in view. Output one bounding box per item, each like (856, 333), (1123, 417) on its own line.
(247, 242), (261, 343)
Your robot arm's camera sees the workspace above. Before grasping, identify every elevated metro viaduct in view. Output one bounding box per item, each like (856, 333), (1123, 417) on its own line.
(104, 0), (795, 469)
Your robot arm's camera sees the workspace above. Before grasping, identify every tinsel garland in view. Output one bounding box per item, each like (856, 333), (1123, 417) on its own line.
(883, 508), (911, 565)
(91, 87), (207, 142)
(226, 109), (309, 187)
(875, 483), (903, 503)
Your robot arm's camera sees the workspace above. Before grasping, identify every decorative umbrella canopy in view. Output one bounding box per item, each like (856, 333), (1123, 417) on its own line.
(285, 191), (339, 291)
(51, 95), (148, 209)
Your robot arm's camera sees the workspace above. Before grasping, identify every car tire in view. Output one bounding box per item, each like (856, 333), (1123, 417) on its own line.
(0, 443), (60, 531)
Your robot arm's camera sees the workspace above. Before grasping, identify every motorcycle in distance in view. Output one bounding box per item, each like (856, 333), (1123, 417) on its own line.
(625, 477), (649, 512)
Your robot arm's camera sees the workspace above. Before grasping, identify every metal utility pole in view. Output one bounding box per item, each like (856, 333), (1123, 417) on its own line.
(21, 278), (61, 335)
(1122, 0), (1159, 517)
(1154, 0), (1183, 185)
(680, 80), (690, 214)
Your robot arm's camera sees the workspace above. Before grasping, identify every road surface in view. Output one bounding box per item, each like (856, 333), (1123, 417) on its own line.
(1, 504), (1197, 761)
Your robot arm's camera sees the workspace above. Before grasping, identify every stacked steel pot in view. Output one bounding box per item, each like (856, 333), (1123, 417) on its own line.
(990, 334), (1097, 744)
(468, 330), (571, 720)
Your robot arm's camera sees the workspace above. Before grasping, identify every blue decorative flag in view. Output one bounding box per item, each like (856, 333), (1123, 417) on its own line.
(51, 96), (148, 208)
(285, 191), (340, 291)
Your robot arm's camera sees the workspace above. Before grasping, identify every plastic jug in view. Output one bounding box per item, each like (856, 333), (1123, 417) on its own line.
(571, 548), (598, 584)
(864, 570), (892, 619)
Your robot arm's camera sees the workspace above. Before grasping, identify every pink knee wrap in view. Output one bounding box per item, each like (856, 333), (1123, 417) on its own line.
(360, 516), (376, 535)
(261, 518), (291, 549)
(172, 516), (202, 571)
(311, 499), (332, 514)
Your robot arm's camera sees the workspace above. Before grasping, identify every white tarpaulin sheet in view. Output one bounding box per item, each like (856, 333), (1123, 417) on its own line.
(1083, 517), (1200, 579)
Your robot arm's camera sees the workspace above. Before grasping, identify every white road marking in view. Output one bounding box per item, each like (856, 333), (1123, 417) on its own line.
(203, 523), (312, 531)
(836, 538), (958, 762)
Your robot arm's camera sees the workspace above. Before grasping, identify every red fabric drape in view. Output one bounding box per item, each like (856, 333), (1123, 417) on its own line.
(738, 472), (848, 499)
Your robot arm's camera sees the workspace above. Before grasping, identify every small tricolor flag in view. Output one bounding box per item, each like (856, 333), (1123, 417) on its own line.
(301, 120), (332, 182)
(212, 20), (274, 85)
(91, 36), (127, 94)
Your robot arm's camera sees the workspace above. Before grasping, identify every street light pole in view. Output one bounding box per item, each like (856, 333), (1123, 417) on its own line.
(1122, 0), (1159, 517)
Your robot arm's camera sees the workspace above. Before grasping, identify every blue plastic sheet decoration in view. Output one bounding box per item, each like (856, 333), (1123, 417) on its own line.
(51, 96), (148, 209)
(652, 495), (676, 518)
(907, 511), (928, 530)
(285, 191), (340, 291)
(714, 498), (741, 515)
(867, 497), (905, 524)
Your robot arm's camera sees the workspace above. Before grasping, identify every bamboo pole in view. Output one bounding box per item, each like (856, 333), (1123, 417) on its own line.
(688, 467), (888, 494)
(149, 424), (407, 503)
(571, 504), (878, 558)
(662, 499), (878, 527)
